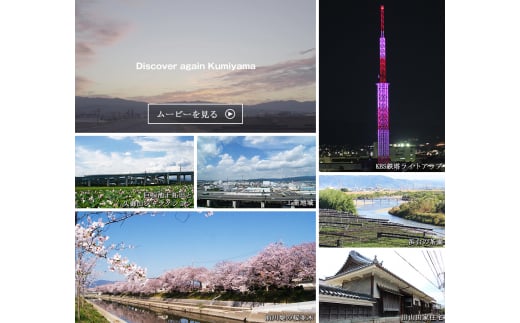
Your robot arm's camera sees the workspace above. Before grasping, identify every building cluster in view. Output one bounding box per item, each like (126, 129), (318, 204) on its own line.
(319, 141), (445, 164)
(199, 180), (316, 196)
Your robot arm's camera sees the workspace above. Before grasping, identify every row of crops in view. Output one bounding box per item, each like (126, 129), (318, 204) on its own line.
(75, 185), (194, 208)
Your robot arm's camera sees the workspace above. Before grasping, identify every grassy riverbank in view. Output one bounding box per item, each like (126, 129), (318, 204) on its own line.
(319, 222), (442, 248)
(389, 209), (445, 226)
(110, 286), (315, 303)
(319, 209), (444, 248)
(75, 297), (109, 323)
(388, 191), (445, 227)
(166, 287), (314, 303)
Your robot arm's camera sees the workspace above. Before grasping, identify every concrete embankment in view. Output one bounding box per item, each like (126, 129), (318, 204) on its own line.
(85, 298), (128, 323)
(92, 295), (316, 322)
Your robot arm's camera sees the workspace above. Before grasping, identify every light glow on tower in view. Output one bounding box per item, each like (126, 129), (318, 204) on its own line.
(377, 4), (390, 163)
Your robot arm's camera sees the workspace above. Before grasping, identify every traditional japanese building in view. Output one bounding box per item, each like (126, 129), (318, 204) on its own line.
(319, 251), (436, 323)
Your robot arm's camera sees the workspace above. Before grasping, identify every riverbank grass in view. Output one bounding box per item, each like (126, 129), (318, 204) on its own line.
(75, 298), (109, 323)
(319, 214), (444, 248)
(388, 209), (445, 226)
(387, 191), (445, 226)
(152, 286), (315, 303)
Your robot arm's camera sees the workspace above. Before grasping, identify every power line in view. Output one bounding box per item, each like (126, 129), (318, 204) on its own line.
(424, 250), (445, 292)
(438, 250), (444, 271)
(395, 251), (438, 290)
(422, 250), (439, 288)
(433, 249), (444, 275)
(426, 250), (441, 288)
(431, 250), (445, 291)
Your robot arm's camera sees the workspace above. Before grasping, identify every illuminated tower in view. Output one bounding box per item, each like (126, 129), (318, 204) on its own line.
(377, 5), (390, 163)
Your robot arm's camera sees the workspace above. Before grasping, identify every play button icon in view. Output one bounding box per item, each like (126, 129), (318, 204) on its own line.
(224, 108), (236, 120)
(148, 104), (242, 124)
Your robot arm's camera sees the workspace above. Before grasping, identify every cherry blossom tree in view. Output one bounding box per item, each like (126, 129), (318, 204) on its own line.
(157, 266), (208, 293)
(92, 240), (316, 299)
(284, 242), (316, 284)
(140, 277), (163, 295)
(246, 242), (291, 290)
(245, 242), (316, 291)
(209, 261), (248, 291)
(75, 212), (147, 319)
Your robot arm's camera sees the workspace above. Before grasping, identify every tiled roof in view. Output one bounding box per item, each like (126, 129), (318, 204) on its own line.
(377, 284), (403, 296)
(349, 250), (374, 264)
(319, 284), (375, 301)
(335, 250), (376, 276)
(327, 262), (374, 280)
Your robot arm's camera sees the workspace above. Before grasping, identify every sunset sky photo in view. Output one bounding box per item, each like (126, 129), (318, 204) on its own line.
(76, 0), (316, 105)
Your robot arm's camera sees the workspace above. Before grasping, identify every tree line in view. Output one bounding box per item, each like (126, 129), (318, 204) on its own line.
(388, 191), (445, 226)
(319, 189), (357, 214)
(95, 242), (315, 296)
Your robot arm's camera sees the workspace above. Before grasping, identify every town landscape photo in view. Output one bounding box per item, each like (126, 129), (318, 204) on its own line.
(197, 136), (316, 208)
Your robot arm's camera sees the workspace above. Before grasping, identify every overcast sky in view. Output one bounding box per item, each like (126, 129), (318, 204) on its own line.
(76, 0), (315, 104)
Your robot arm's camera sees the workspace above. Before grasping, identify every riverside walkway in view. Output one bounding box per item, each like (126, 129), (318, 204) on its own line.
(85, 294), (316, 323)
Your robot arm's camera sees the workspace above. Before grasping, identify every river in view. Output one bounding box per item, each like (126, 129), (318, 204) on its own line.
(90, 299), (243, 323)
(355, 199), (445, 235)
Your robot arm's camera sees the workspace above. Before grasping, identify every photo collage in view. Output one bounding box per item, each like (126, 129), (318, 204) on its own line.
(75, 1), (445, 322)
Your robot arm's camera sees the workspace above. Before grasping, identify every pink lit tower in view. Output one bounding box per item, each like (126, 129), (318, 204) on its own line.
(377, 4), (390, 163)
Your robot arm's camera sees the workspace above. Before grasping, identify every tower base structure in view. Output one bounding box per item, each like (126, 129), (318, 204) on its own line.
(377, 82), (390, 164)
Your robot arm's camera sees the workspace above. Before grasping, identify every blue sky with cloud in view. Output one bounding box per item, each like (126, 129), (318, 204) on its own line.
(77, 211), (315, 281)
(197, 136), (316, 180)
(75, 136), (194, 176)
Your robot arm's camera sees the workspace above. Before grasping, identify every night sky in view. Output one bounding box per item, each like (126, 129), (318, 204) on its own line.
(319, 0), (445, 146)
